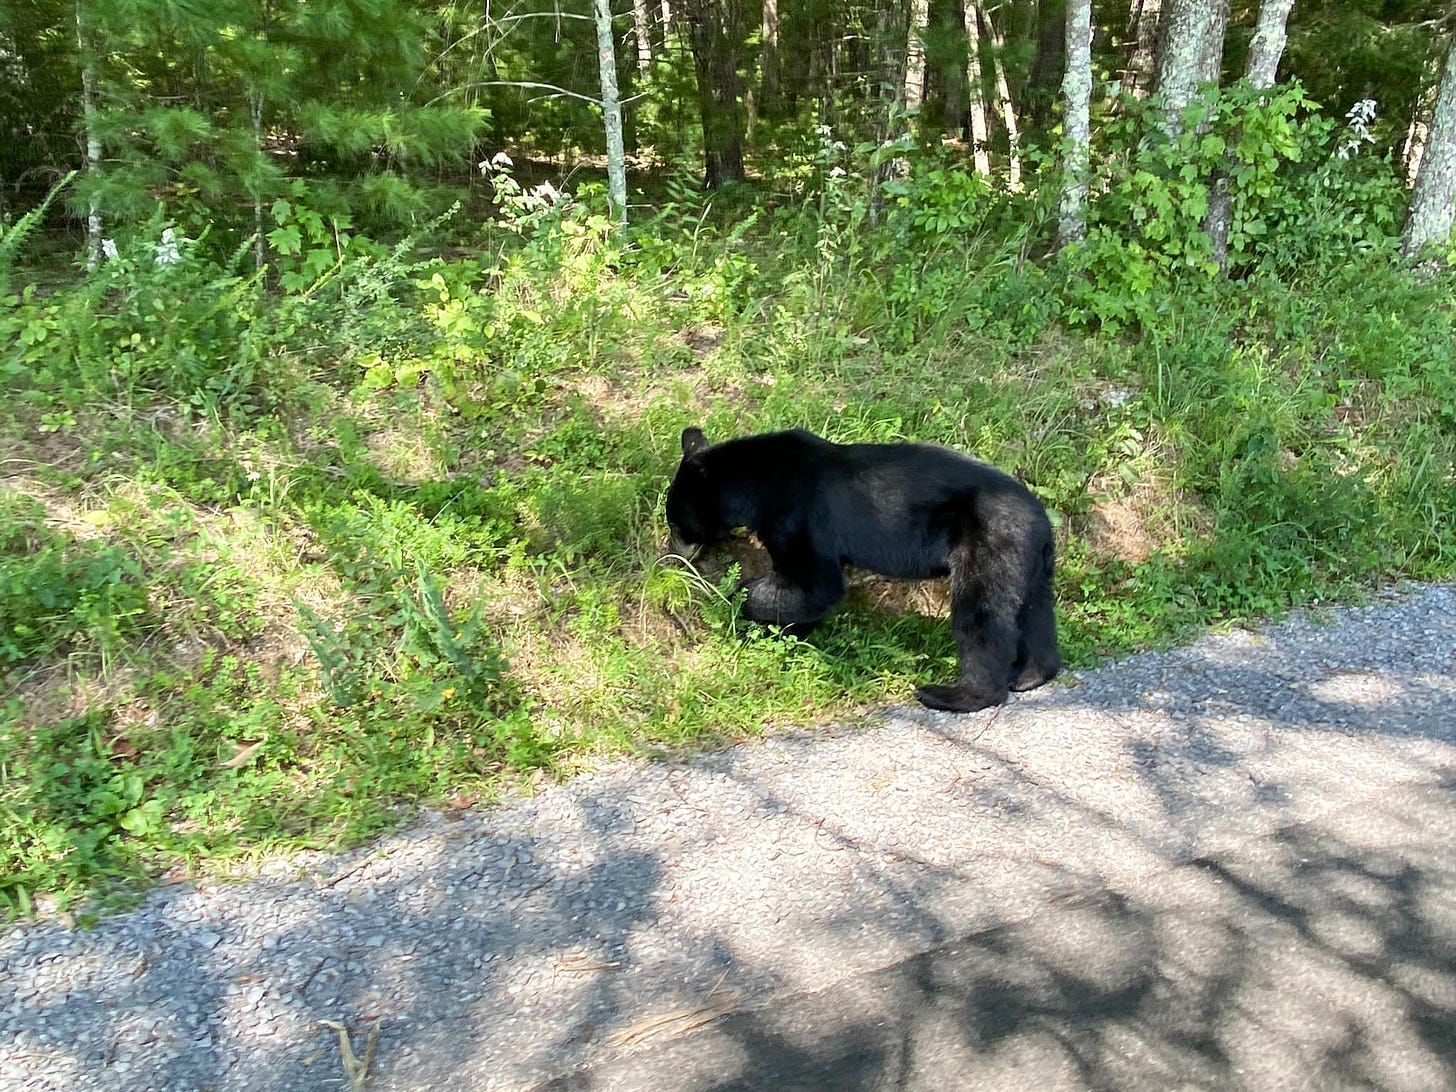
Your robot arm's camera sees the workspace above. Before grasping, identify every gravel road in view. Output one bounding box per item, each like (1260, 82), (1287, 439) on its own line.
(3, 584), (1454, 1091)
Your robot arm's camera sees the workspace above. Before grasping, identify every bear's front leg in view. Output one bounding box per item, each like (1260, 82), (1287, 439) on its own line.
(743, 563), (845, 628)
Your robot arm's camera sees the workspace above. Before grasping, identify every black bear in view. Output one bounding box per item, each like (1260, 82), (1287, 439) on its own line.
(665, 427), (1061, 713)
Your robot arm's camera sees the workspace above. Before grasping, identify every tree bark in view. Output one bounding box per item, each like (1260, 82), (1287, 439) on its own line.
(1197, 0), (1230, 87)
(904, 0), (930, 114)
(1402, 34), (1456, 259)
(1058, 0), (1092, 249)
(74, 0), (102, 268)
(631, 0), (655, 80)
(1154, 0), (1229, 125)
(683, 0), (747, 188)
(1027, 0), (1066, 129)
(873, 0), (907, 133)
(964, 2), (991, 176)
(1125, 0), (1160, 98)
(980, 4), (1021, 189)
(1205, 0), (1293, 270)
(250, 89), (266, 272)
(1244, 0), (1295, 88)
(759, 0), (780, 117)
(1403, 41), (1443, 183)
(593, 0), (629, 222)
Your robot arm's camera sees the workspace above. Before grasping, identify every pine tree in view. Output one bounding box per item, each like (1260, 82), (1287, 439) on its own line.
(68, 0), (486, 253)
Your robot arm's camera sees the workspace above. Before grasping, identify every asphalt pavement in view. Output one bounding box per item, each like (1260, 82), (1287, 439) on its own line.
(2, 585), (1453, 1092)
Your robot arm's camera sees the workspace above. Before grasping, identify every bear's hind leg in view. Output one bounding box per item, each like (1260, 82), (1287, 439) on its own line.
(1009, 565), (1061, 692)
(916, 541), (1019, 714)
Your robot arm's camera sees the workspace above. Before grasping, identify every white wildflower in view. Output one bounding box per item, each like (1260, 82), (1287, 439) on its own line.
(101, 238), (118, 261)
(154, 227), (180, 266)
(1336, 99), (1377, 160)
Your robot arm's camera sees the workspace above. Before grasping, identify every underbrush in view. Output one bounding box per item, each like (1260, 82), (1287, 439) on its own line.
(2, 136), (1454, 916)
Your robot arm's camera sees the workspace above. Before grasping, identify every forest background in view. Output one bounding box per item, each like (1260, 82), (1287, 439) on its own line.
(2, 0), (1455, 916)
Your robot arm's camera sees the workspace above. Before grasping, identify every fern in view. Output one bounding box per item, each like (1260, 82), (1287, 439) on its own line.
(0, 170), (77, 287)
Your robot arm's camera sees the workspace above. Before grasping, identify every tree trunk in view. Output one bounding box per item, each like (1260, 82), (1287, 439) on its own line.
(939, 1), (965, 137)
(1244, 0), (1295, 88)
(1197, 0), (1230, 87)
(904, 0), (930, 114)
(74, 0), (102, 268)
(593, 0), (629, 222)
(1205, 0), (1293, 269)
(250, 89), (266, 272)
(964, 3), (991, 176)
(1402, 34), (1456, 259)
(631, 0), (654, 79)
(1058, 0), (1092, 249)
(760, 0), (780, 117)
(980, 5), (1021, 189)
(1154, 0), (1229, 125)
(1027, 0), (1066, 129)
(1125, 0), (1160, 98)
(683, 0), (747, 188)
(874, 0), (907, 132)
(1403, 42), (1443, 183)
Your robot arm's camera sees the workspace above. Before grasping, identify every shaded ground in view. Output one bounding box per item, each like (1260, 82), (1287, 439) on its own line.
(2, 585), (1453, 1091)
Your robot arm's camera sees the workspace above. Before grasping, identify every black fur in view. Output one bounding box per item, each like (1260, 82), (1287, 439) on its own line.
(665, 427), (1061, 713)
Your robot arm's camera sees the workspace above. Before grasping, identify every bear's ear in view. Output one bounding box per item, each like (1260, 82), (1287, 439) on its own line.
(681, 426), (709, 459)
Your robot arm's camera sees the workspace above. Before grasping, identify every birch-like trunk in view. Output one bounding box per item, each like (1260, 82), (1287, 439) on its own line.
(1058, 0), (1092, 248)
(250, 90), (266, 272)
(1125, 0), (1160, 98)
(1154, 0), (1228, 127)
(980, 5), (1021, 189)
(1403, 44), (1443, 183)
(1244, 0), (1295, 88)
(1402, 34), (1456, 259)
(904, 0), (930, 113)
(964, 3), (991, 177)
(593, 0), (629, 222)
(631, 0), (654, 79)
(1205, 0), (1292, 269)
(1197, 0), (1230, 88)
(760, 0), (780, 116)
(74, 0), (102, 268)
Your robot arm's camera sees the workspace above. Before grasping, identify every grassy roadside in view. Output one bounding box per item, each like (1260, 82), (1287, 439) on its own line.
(3, 164), (1454, 917)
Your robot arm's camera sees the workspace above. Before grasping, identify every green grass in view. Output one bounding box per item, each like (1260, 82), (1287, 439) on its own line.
(2, 171), (1454, 917)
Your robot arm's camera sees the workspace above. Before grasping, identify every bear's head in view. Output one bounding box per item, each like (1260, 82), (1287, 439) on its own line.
(665, 426), (722, 558)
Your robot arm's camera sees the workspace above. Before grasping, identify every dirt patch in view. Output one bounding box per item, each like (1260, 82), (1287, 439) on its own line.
(680, 323), (725, 357)
(845, 575), (951, 618)
(1081, 476), (1216, 565)
(1086, 498), (1158, 564)
(362, 424), (447, 484)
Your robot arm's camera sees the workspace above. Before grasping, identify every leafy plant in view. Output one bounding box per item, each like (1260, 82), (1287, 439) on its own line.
(0, 496), (150, 666)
